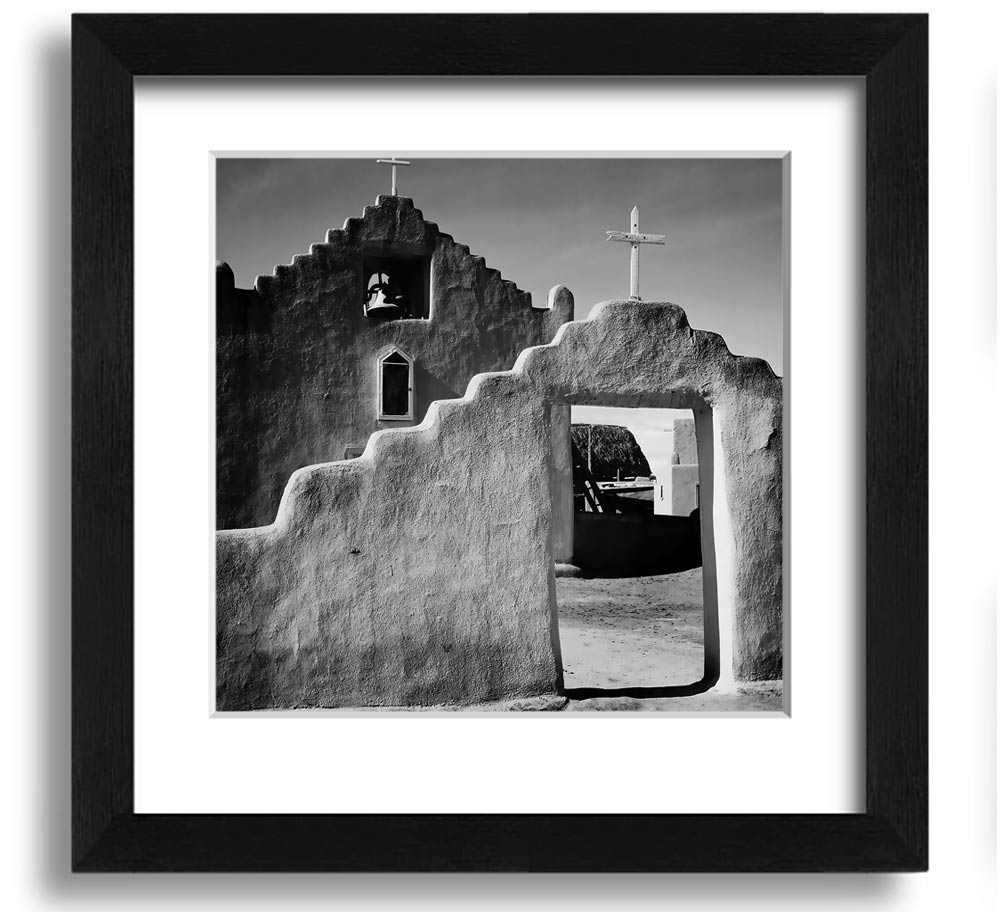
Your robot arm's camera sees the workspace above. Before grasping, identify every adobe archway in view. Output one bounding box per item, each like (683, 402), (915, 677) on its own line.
(518, 300), (782, 686)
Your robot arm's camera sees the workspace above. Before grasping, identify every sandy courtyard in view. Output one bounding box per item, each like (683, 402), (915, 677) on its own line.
(555, 568), (783, 712)
(557, 568), (706, 690)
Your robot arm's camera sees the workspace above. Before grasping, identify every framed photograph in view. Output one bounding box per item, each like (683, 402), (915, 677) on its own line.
(72, 13), (927, 871)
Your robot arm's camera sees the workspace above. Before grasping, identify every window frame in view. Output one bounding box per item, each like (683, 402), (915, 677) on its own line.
(376, 346), (415, 421)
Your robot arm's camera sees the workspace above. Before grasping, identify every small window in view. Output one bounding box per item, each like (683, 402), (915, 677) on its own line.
(378, 349), (414, 420)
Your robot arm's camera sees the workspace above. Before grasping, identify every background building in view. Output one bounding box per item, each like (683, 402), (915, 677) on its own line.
(216, 194), (573, 530)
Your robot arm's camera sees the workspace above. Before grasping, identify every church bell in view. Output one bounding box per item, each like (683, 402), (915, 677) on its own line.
(365, 270), (409, 318)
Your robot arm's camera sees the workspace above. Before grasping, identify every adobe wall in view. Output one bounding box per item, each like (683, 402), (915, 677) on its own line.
(216, 301), (783, 709)
(666, 416), (700, 516)
(671, 465), (700, 515)
(217, 194), (573, 530)
(674, 417), (698, 463)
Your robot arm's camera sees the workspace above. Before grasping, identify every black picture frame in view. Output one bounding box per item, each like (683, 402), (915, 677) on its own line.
(72, 13), (928, 872)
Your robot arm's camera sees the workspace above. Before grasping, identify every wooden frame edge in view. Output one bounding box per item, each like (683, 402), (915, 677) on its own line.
(71, 13), (928, 872)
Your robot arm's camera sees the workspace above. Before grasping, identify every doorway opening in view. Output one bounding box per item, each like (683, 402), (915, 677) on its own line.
(554, 404), (719, 697)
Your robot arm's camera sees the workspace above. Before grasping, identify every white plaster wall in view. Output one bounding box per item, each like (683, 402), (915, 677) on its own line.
(671, 464), (700, 515)
(659, 417), (700, 516)
(694, 405), (721, 686)
(674, 417), (698, 463)
(549, 402), (574, 562)
(652, 457), (671, 516)
(706, 404), (736, 691)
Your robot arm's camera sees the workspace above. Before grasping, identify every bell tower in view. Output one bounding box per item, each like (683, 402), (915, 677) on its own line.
(362, 157), (429, 320)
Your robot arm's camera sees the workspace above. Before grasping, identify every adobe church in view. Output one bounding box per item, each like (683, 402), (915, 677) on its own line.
(216, 191), (574, 531)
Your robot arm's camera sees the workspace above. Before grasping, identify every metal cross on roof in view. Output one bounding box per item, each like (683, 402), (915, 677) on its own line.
(606, 206), (666, 301)
(376, 157), (411, 196)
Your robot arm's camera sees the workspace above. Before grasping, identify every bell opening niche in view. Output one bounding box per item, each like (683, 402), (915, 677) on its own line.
(362, 254), (430, 320)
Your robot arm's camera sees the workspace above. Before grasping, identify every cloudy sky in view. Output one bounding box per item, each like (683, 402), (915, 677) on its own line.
(216, 156), (784, 473)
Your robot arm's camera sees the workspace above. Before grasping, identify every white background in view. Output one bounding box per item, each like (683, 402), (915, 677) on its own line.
(3, 0), (996, 908)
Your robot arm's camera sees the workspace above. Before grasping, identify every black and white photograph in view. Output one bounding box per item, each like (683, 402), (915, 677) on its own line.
(215, 156), (785, 712)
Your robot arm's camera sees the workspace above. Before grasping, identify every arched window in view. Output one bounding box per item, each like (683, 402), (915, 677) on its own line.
(377, 349), (414, 420)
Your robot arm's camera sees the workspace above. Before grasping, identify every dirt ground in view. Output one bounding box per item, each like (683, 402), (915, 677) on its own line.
(557, 568), (706, 689)
(555, 568), (783, 713)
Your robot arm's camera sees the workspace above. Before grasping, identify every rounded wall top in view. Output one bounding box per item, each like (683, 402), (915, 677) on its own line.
(216, 260), (235, 289)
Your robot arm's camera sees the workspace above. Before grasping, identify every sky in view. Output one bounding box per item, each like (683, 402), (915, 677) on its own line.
(216, 156), (784, 473)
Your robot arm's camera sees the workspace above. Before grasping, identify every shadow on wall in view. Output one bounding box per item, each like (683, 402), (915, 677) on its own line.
(412, 362), (459, 411)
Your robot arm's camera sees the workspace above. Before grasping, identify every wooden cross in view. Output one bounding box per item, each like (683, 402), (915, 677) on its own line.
(376, 157), (411, 196)
(606, 206), (666, 301)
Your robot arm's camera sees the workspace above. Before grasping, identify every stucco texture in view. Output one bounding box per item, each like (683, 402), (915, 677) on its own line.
(217, 301), (782, 709)
(217, 195), (572, 530)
